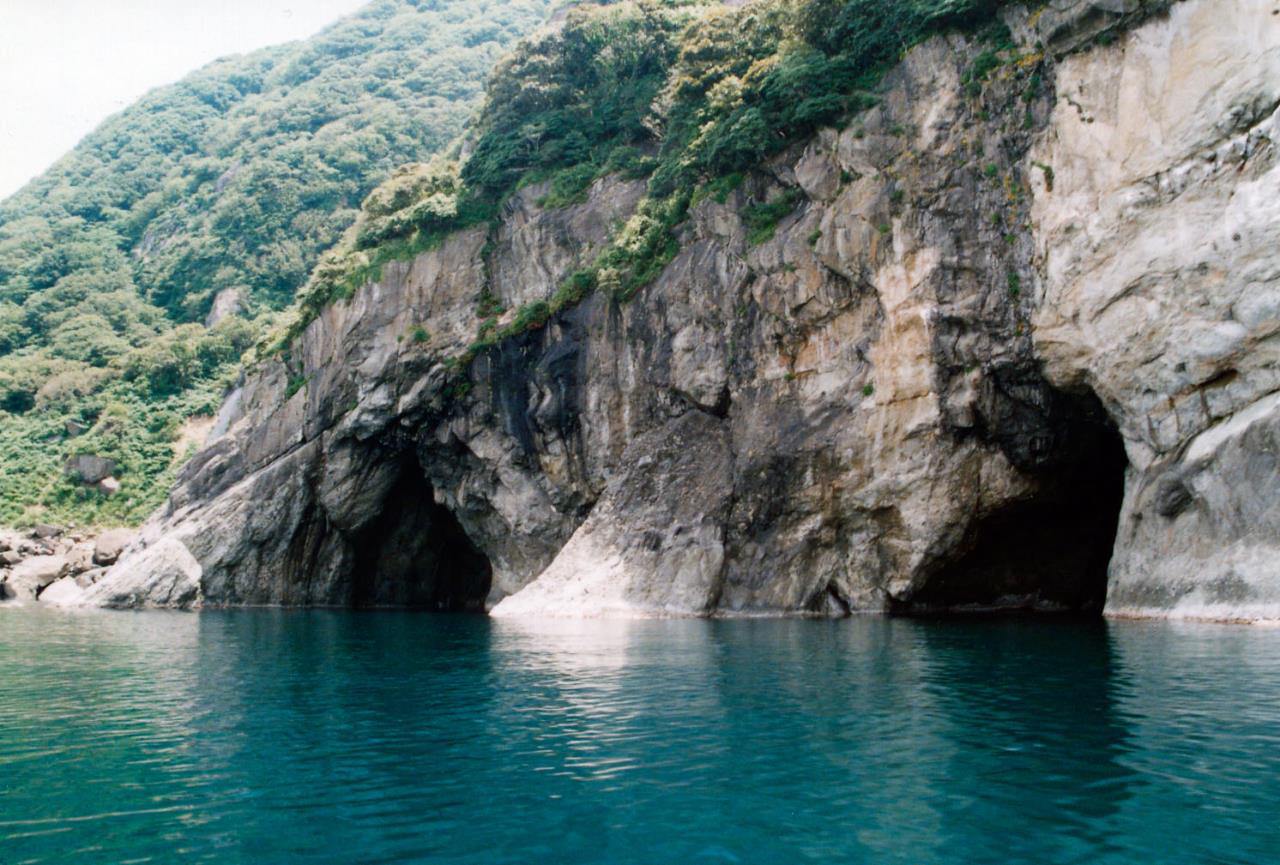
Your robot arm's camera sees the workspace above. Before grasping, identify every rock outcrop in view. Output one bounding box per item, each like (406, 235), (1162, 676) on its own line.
(85, 0), (1280, 620)
(0, 527), (129, 604)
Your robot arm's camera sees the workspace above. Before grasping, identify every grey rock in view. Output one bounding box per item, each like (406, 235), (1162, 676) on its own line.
(81, 539), (202, 609)
(75, 569), (104, 589)
(93, 529), (135, 566)
(205, 287), (244, 328)
(64, 544), (96, 575)
(39, 577), (86, 607)
(64, 455), (116, 485)
(32, 524), (64, 540)
(5, 555), (68, 601)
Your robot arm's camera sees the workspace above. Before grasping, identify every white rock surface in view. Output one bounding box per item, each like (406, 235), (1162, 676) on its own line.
(39, 577), (86, 607)
(1032, 0), (1280, 620)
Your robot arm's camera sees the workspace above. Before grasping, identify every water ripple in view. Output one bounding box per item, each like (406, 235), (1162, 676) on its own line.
(1, 611), (1278, 863)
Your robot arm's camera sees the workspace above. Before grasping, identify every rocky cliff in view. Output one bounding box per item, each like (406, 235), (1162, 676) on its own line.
(81, 0), (1280, 621)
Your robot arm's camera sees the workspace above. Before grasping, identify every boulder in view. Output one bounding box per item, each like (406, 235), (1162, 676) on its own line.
(32, 523), (64, 539)
(75, 569), (105, 588)
(64, 454), (116, 485)
(81, 538), (202, 609)
(1, 550), (23, 566)
(4, 555), (68, 600)
(96, 477), (122, 496)
(64, 544), (95, 575)
(39, 577), (86, 607)
(93, 529), (134, 566)
(205, 287), (244, 328)
(65, 418), (87, 436)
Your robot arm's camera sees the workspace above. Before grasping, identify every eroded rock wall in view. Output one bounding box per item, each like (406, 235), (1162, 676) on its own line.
(1031, 0), (1280, 619)
(86, 0), (1280, 621)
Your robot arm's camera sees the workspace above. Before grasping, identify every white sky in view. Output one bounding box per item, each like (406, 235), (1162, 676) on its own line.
(0, 0), (372, 200)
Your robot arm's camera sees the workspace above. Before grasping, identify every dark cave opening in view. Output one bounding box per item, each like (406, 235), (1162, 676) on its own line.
(350, 457), (492, 611)
(896, 389), (1128, 616)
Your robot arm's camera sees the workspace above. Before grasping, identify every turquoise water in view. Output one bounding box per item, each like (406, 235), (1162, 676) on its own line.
(1, 610), (1278, 864)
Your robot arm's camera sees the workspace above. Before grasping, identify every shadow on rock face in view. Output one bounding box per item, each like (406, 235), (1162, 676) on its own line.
(895, 387), (1129, 616)
(349, 455), (492, 611)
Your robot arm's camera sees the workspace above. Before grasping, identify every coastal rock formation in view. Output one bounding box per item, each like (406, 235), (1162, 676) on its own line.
(85, 0), (1280, 620)
(0, 527), (126, 603)
(1030, 0), (1280, 619)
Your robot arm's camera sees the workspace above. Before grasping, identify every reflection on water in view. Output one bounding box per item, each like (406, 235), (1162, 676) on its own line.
(1, 608), (1278, 864)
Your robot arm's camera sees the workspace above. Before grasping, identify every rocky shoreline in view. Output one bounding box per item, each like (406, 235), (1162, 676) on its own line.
(0, 526), (134, 607)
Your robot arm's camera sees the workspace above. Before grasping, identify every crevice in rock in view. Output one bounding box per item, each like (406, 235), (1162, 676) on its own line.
(895, 387), (1128, 616)
(349, 454), (491, 611)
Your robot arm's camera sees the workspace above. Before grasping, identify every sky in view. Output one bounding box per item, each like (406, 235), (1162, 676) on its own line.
(0, 0), (371, 200)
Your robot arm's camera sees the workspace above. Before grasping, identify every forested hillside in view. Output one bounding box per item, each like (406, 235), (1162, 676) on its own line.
(0, 0), (555, 526)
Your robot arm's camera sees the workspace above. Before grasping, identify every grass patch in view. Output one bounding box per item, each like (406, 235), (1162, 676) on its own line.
(744, 189), (803, 246)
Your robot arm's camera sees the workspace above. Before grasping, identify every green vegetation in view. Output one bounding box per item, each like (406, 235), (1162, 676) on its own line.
(0, 0), (555, 526)
(744, 189), (803, 245)
(1033, 161), (1056, 192)
(299, 0), (1014, 357)
(2, 0), (1016, 526)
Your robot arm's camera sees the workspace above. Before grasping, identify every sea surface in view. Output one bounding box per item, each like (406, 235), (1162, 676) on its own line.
(1, 608), (1277, 864)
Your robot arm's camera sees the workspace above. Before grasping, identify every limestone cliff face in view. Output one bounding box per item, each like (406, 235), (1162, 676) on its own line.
(88, 0), (1280, 621)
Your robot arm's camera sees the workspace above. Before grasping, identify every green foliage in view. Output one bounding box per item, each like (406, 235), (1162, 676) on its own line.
(1007, 271), (1022, 297)
(462, 2), (697, 200)
(0, 362), (232, 527)
(593, 191), (692, 302)
(293, 0), (1014, 359)
(1033, 161), (1056, 192)
(744, 188), (803, 245)
(538, 163), (601, 208)
(862, 383), (875, 397)
(285, 374), (308, 399)
(1, 0), (553, 320)
(691, 172), (745, 207)
(0, 0), (555, 526)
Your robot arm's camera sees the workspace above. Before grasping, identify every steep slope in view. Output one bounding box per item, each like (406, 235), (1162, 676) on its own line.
(77, 0), (1280, 621)
(0, 0), (555, 526)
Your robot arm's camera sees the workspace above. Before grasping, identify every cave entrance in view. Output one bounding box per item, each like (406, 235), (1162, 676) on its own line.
(896, 388), (1128, 616)
(350, 456), (491, 611)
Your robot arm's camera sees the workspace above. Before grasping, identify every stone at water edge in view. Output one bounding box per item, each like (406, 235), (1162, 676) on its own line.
(81, 538), (202, 609)
(39, 577), (86, 607)
(3, 555), (68, 600)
